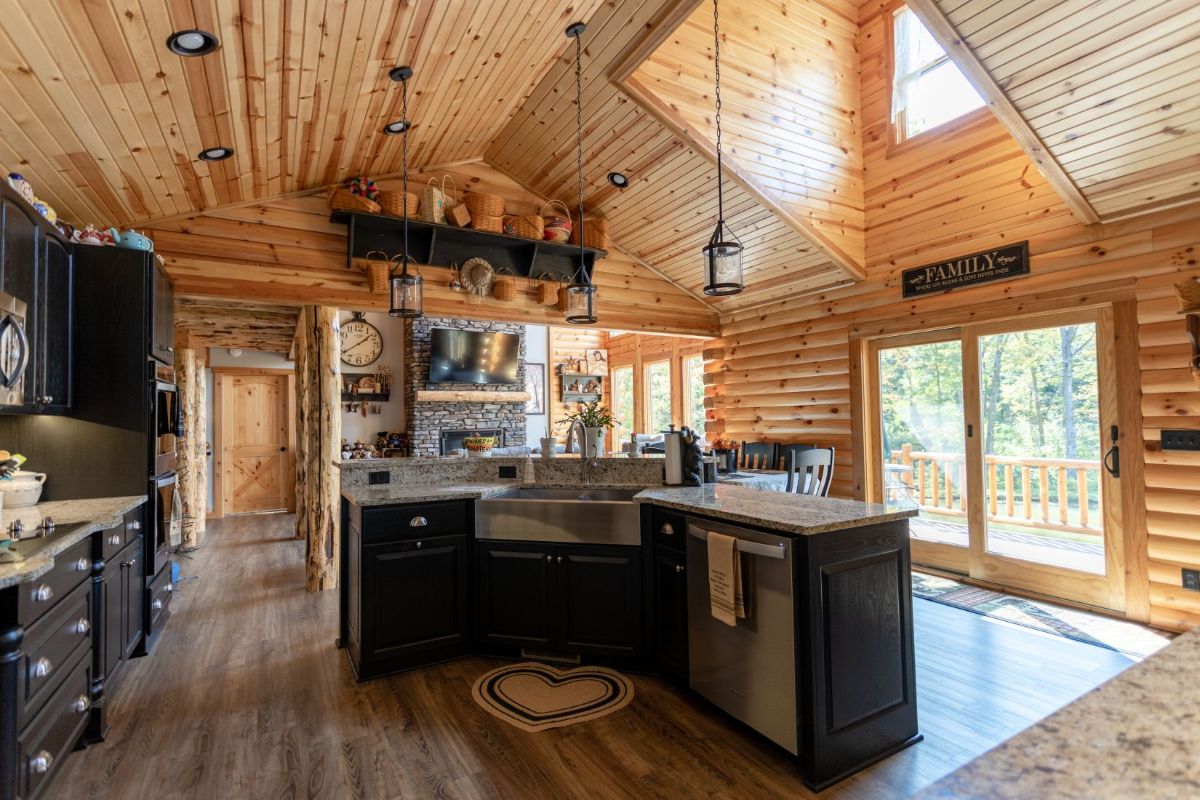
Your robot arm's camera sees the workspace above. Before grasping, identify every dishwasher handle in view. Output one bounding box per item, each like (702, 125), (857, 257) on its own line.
(687, 526), (788, 560)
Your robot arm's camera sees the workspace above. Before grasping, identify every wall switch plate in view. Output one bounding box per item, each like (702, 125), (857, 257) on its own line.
(498, 465), (518, 479)
(1183, 569), (1200, 593)
(368, 471), (390, 485)
(1161, 430), (1200, 451)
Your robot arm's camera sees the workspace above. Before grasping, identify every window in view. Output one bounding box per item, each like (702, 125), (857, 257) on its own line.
(891, 6), (984, 142)
(644, 360), (672, 434)
(612, 366), (634, 449)
(683, 354), (706, 440)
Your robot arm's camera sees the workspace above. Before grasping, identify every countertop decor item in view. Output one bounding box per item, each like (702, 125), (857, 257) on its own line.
(461, 257), (495, 298)
(387, 66), (423, 320)
(462, 435), (496, 457)
(0, 470), (47, 508)
(564, 20), (597, 324)
(700, 0), (744, 297)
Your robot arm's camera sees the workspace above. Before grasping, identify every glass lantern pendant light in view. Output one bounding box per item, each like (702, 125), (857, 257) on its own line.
(389, 66), (423, 318)
(702, 0), (744, 297)
(564, 21), (597, 325)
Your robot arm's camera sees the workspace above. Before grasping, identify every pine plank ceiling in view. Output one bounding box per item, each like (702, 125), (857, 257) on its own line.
(911, 0), (1200, 223)
(175, 298), (300, 354)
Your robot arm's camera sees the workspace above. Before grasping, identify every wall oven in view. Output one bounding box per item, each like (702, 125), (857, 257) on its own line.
(0, 291), (30, 408)
(154, 362), (181, 476)
(152, 473), (181, 576)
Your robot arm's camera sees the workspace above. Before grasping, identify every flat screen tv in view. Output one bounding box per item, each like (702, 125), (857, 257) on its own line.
(428, 328), (520, 384)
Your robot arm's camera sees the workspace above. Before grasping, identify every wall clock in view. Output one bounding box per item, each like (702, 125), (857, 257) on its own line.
(340, 312), (383, 367)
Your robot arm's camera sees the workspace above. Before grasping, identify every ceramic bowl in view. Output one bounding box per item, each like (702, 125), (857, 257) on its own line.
(0, 471), (46, 508)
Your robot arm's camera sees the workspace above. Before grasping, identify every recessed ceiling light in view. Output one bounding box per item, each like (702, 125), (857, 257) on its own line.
(383, 120), (410, 135)
(167, 29), (220, 56)
(198, 147), (234, 161)
(607, 171), (629, 188)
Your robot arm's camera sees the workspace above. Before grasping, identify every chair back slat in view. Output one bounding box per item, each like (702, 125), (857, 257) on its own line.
(777, 443), (816, 471)
(740, 441), (778, 471)
(787, 447), (835, 496)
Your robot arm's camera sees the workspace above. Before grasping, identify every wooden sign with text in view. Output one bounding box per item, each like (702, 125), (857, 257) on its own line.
(902, 241), (1029, 298)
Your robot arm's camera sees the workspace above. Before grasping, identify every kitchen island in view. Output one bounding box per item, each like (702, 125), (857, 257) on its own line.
(337, 463), (919, 790)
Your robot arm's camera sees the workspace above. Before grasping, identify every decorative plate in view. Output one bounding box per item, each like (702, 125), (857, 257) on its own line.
(461, 257), (495, 297)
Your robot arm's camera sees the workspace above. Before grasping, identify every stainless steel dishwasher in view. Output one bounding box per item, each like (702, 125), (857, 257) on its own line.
(686, 517), (798, 754)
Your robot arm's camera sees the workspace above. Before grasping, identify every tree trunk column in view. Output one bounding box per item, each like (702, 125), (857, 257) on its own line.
(303, 306), (341, 592)
(176, 346), (201, 549)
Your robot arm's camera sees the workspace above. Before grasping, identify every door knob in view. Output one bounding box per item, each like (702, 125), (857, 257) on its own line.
(279, 446), (287, 452)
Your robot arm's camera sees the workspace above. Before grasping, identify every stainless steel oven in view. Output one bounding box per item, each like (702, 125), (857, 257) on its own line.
(0, 291), (30, 408)
(154, 363), (181, 476)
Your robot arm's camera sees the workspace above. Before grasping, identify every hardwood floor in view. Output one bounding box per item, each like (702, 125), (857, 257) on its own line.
(48, 514), (1134, 799)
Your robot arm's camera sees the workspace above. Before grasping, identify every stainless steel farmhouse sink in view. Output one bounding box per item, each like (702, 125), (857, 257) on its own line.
(475, 487), (642, 545)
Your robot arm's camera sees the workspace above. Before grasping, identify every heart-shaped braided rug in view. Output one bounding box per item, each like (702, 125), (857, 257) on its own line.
(472, 662), (634, 733)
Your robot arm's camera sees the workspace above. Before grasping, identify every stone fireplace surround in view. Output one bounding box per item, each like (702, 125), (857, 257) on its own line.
(404, 316), (527, 456)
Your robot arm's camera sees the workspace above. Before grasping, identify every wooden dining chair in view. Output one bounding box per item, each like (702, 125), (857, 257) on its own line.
(740, 441), (779, 471)
(786, 447), (835, 496)
(777, 443), (816, 471)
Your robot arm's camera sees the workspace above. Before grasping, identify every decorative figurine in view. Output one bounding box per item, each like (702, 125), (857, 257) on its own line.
(681, 426), (705, 486)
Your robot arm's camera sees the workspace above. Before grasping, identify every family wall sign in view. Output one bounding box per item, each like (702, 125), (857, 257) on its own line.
(902, 241), (1030, 299)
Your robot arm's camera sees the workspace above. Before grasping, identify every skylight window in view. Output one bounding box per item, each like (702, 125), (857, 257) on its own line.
(891, 6), (984, 142)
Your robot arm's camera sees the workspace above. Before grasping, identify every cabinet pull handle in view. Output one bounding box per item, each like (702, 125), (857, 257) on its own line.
(73, 618), (90, 635)
(409, 516), (428, 527)
(29, 750), (52, 774)
(109, 533), (122, 546)
(415, 541), (423, 549)
(129, 520), (142, 531)
(166, 583), (174, 593)
(660, 523), (675, 536)
(556, 556), (563, 564)
(123, 558), (137, 569)
(75, 557), (90, 571)
(675, 564), (685, 574)
(72, 695), (90, 714)
(152, 599), (164, 611)
(546, 555), (553, 563)
(33, 584), (53, 603)
(32, 657), (52, 679)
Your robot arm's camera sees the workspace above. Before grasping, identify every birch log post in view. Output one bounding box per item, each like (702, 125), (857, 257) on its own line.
(293, 311), (311, 543)
(194, 353), (208, 538)
(176, 346), (200, 548)
(305, 306), (341, 591)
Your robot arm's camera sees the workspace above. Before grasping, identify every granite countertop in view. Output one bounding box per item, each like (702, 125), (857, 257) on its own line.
(337, 454), (666, 468)
(0, 495), (148, 590)
(633, 484), (917, 536)
(343, 483), (516, 506)
(916, 625), (1200, 799)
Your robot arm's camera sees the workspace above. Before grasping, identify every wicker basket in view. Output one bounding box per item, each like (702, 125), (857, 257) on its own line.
(471, 213), (504, 233)
(493, 268), (517, 302)
(378, 190), (419, 218)
(329, 187), (380, 214)
(464, 191), (505, 218)
(503, 214), (544, 240)
(364, 251), (392, 294)
(535, 273), (559, 305)
(557, 284), (571, 312)
(1176, 279), (1200, 313)
(570, 216), (610, 250)
(541, 200), (573, 243)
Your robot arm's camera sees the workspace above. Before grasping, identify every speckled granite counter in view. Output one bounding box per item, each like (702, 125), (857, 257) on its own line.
(916, 625), (1200, 800)
(634, 484), (916, 535)
(343, 483), (515, 506)
(0, 495), (147, 589)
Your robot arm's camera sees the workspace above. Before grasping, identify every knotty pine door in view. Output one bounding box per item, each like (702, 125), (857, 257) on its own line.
(214, 370), (295, 516)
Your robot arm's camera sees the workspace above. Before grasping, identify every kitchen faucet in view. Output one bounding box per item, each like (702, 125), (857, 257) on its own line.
(567, 418), (599, 485)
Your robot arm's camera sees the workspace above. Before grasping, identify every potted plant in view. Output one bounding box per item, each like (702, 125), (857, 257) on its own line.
(709, 436), (739, 473)
(558, 400), (619, 458)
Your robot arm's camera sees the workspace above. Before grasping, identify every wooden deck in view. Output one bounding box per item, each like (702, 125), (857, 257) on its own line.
(47, 513), (1134, 799)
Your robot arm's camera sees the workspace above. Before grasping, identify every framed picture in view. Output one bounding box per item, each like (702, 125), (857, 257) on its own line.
(586, 348), (609, 375)
(525, 363), (546, 415)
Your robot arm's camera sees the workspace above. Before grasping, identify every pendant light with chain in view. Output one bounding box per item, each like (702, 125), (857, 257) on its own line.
(564, 21), (597, 325)
(388, 66), (423, 318)
(702, 0), (743, 296)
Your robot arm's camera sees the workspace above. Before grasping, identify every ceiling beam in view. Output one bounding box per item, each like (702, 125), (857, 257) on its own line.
(905, 0), (1101, 226)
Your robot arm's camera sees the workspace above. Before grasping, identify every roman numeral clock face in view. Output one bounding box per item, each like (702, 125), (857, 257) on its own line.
(340, 319), (383, 367)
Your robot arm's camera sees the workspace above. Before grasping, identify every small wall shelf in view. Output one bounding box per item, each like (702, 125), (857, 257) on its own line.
(332, 210), (606, 284)
(559, 372), (604, 403)
(414, 389), (531, 404)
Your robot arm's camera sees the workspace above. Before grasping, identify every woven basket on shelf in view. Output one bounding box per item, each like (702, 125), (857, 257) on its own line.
(378, 190), (419, 218)
(493, 268), (517, 302)
(464, 191), (505, 218)
(557, 284), (571, 312)
(329, 187), (380, 214)
(541, 200), (573, 243)
(570, 217), (610, 250)
(503, 214), (544, 241)
(471, 213), (504, 233)
(535, 273), (559, 306)
(364, 251), (391, 294)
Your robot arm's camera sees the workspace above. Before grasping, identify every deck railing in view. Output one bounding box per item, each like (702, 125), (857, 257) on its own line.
(888, 445), (1103, 536)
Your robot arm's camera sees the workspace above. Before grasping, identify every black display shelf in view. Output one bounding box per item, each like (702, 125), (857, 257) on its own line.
(330, 210), (606, 283)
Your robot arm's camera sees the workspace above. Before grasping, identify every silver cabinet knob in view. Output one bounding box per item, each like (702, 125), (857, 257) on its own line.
(152, 599), (164, 611)
(29, 750), (52, 774)
(129, 521), (142, 531)
(75, 557), (90, 571)
(109, 533), (121, 546)
(73, 618), (90, 635)
(166, 583), (174, 593)
(33, 584), (53, 603)
(556, 556), (563, 564)
(546, 555), (553, 562)
(32, 657), (52, 679)
(415, 541), (423, 549)
(122, 557), (137, 569)
(409, 516), (428, 527)
(675, 564), (685, 574)
(660, 523), (675, 535)
(72, 695), (90, 713)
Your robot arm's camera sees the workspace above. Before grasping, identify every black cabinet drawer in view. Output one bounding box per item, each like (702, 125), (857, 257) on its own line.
(148, 563), (174, 632)
(18, 649), (91, 800)
(98, 523), (126, 561)
(18, 536), (92, 626)
(20, 580), (91, 728)
(651, 507), (686, 551)
(360, 501), (470, 543)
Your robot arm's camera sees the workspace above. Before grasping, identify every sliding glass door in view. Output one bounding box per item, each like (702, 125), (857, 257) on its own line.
(869, 309), (1124, 610)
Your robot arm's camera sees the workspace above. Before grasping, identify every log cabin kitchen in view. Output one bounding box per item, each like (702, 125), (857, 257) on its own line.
(0, 0), (1197, 797)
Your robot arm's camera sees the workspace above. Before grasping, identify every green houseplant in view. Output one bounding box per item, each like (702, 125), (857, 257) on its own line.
(558, 400), (620, 458)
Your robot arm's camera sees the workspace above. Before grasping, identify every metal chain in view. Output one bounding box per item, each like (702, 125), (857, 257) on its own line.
(713, 0), (724, 222)
(401, 75), (409, 272)
(574, 31), (585, 281)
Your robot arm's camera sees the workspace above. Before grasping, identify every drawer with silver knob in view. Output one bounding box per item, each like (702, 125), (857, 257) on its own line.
(148, 565), (175, 630)
(652, 508), (687, 552)
(360, 500), (470, 544)
(17, 651), (92, 799)
(19, 581), (93, 729)
(18, 535), (93, 626)
(101, 521), (127, 560)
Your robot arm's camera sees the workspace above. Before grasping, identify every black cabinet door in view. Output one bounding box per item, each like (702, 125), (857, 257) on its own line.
(0, 195), (38, 310)
(363, 534), (469, 661)
(476, 541), (555, 649)
(101, 563), (123, 683)
(151, 263), (174, 364)
(652, 546), (688, 679)
(37, 233), (72, 412)
(557, 544), (642, 659)
(121, 536), (145, 660)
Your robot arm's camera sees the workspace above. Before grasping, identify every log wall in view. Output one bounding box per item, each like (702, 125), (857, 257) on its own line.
(548, 327), (610, 442)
